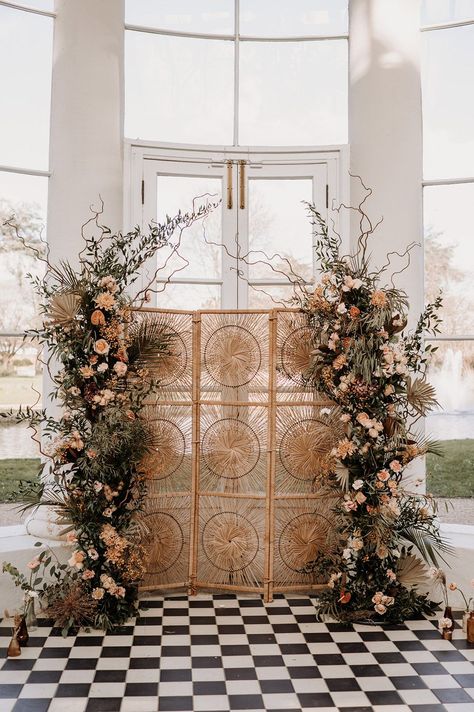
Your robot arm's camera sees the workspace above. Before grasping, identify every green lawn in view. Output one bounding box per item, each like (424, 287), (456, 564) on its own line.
(0, 458), (41, 502)
(0, 440), (472, 503)
(427, 439), (474, 498)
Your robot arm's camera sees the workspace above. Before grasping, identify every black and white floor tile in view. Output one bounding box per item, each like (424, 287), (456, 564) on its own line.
(1, 594), (473, 712)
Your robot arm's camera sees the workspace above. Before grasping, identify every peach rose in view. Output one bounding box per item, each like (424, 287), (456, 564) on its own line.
(94, 339), (110, 355)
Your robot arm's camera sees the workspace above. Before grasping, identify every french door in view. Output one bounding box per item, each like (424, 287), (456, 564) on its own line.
(134, 147), (342, 310)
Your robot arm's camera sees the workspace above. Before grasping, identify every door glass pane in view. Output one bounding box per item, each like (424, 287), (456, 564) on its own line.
(240, 0), (348, 37)
(125, 0), (234, 34)
(239, 40), (347, 146)
(125, 32), (234, 145)
(421, 0), (474, 25)
(155, 176), (222, 281)
(0, 7), (52, 170)
(426, 340), (474, 500)
(424, 183), (474, 336)
(156, 283), (220, 310)
(248, 179), (314, 282)
(422, 25), (474, 179)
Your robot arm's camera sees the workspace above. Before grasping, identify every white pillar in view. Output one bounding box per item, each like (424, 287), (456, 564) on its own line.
(47, 0), (124, 262)
(28, 0), (125, 539)
(349, 0), (425, 490)
(349, 0), (423, 323)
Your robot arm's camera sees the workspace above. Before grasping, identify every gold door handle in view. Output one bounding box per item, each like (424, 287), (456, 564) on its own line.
(239, 160), (246, 209)
(226, 161), (233, 210)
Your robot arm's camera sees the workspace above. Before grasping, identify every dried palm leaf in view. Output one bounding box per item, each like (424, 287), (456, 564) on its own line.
(48, 292), (82, 326)
(406, 377), (438, 416)
(396, 553), (429, 589)
(334, 464), (350, 491)
(128, 315), (175, 369)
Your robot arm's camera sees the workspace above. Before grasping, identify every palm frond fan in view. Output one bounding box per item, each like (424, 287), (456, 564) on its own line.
(396, 553), (429, 590)
(406, 377), (438, 416)
(48, 292), (82, 326)
(128, 315), (174, 366)
(334, 463), (350, 492)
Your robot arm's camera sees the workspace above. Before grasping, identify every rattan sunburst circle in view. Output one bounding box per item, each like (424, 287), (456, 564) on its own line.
(151, 327), (187, 386)
(279, 418), (335, 481)
(280, 326), (314, 385)
(141, 418), (185, 480)
(201, 418), (260, 479)
(278, 511), (332, 572)
(143, 511), (184, 575)
(203, 325), (261, 387)
(202, 511), (259, 572)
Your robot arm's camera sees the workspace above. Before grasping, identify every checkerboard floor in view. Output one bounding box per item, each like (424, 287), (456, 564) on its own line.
(1, 594), (473, 712)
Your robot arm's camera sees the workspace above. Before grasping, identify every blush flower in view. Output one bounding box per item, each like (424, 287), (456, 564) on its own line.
(113, 361), (127, 377)
(389, 459), (402, 473)
(94, 292), (116, 310)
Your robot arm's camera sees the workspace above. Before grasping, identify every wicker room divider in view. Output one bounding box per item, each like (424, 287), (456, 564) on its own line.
(138, 307), (343, 602)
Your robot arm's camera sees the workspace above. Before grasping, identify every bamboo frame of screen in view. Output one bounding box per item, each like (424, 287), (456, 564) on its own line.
(138, 307), (333, 601)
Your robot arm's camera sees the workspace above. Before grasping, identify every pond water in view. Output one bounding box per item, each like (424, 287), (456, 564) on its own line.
(0, 422), (39, 459)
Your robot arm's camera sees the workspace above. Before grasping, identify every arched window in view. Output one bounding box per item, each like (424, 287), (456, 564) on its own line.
(124, 1), (349, 309)
(421, 0), (474, 500)
(0, 1), (53, 515)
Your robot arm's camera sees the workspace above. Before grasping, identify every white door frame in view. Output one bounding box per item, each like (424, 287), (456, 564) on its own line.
(124, 141), (350, 307)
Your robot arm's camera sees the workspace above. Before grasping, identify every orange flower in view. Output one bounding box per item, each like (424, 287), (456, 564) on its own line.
(115, 347), (128, 362)
(339, 591), (351, 604)
(91, 309), (106, 326)
(333, 353), (347, 371)
(371, 290), (387, 307)
(349, 306), (361, 319)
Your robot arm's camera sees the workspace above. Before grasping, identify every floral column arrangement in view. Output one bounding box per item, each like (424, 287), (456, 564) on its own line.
(2, 204), (212, 632)
(299, 201), (448, 623)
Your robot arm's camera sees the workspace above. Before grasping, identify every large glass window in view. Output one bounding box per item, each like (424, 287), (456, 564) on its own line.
(0, 2), (53, 522)
(125, 0), (348, 147)
(421, 2), (474, 513)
